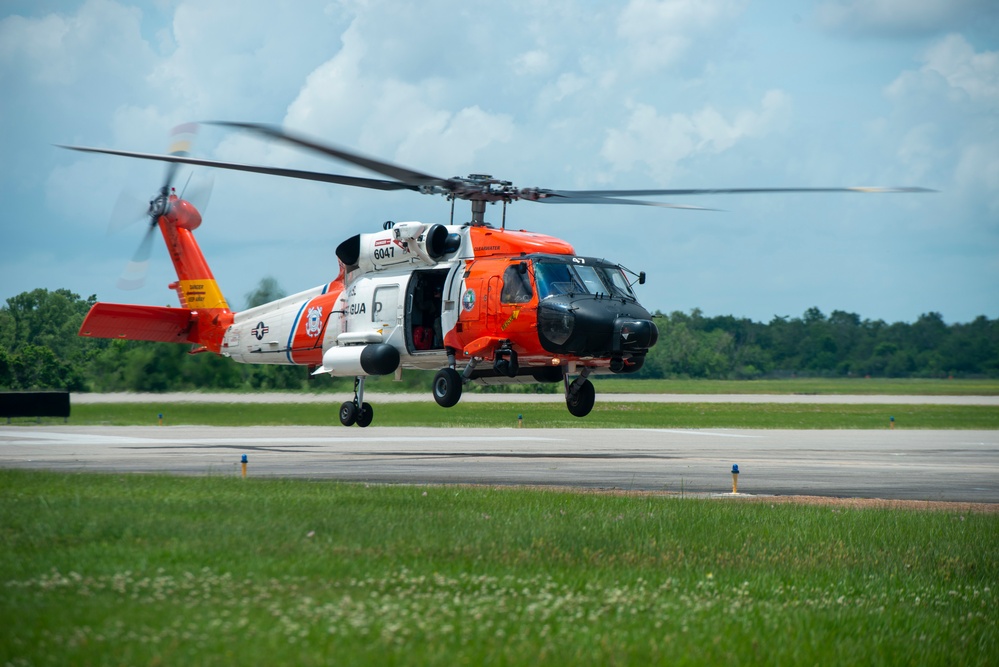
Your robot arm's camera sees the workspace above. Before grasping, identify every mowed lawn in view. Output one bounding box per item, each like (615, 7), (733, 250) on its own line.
(58, 400), (999, 429)
(1, 470), (996, 666)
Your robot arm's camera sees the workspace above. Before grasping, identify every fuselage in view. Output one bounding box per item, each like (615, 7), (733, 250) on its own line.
(219, 223), (657, 383)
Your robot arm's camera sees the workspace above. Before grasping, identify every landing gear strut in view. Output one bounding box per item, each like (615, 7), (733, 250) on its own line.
(564, 367), (595, 418)
(340, 376), (374, 427)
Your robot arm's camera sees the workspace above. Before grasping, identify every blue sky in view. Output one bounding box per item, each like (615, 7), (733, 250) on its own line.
(2, 0), (996, 323)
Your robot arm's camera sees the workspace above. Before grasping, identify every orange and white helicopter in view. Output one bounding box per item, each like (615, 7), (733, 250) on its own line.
(64, 122), (928, 427)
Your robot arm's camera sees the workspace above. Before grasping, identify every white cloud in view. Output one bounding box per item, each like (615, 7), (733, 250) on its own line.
(147, 0), (341, 120)
(616, 0), (748, 72)
(600, 90), (790, 181)
(514, 50), (552, 76)
(885, 35), (999, 211)
(283, 18), (369, 137)
(283, 17), (514, 175)
(887, 34), (999, 105)
(0, 0), (149, 86)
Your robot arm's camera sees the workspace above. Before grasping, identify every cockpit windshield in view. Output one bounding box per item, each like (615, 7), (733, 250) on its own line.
(534, 258), (637, 301)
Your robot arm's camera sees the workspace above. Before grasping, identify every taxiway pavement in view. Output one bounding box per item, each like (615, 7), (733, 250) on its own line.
(2, 425), (996, 503)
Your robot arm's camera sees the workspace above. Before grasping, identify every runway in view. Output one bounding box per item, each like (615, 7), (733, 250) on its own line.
(2, 425), (997, 503)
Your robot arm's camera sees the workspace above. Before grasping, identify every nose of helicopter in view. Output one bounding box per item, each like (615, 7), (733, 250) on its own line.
(537, 296), (658, 367)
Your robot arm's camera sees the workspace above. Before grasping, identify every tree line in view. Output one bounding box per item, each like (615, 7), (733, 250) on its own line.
(1, 288), (996, 392)
(637, 307), (998, 380)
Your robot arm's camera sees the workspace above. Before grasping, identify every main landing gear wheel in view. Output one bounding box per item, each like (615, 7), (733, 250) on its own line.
(433, 367), (462, 408)
(566, 379), (595, 417)
(339, 401), (357, 426)
(340, 401), (373, 427)
(356, 402), (374, 428)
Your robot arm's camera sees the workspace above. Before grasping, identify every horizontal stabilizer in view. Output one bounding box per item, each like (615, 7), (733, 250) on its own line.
(79, 303), (197, 343)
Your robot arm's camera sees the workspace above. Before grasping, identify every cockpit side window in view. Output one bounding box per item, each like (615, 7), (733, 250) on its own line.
(500, 263), (534, 303)
(598, 266), (636, 299)
(573, 264), (608, 296)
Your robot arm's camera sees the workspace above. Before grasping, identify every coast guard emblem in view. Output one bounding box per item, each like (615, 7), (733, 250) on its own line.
(462, 289), (476, 312)
(305, 305), (323, 337)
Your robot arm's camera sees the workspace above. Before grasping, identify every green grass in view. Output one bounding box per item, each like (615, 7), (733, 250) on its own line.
(46, 401), (999, 429)
(1, 470), (995, 666)
(74, 376), (999, 396)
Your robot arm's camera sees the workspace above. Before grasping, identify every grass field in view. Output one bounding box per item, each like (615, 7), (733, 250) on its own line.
(1, 470), (995, 666)
(70, 376), (999, 396)
(45, 401), (999, 429)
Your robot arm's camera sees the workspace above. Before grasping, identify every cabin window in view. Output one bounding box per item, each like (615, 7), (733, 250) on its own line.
(500, 263), (534, 303)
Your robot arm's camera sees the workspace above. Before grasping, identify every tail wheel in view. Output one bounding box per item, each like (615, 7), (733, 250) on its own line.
(356, 402), (374, 428)
(566, 379), (595, 418)
(433, 368), (462, 408)
(339, 401), (358, 426)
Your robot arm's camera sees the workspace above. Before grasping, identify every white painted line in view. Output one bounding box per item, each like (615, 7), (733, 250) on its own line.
(0, 431), (566, 447)
(643, 429), (764, 439)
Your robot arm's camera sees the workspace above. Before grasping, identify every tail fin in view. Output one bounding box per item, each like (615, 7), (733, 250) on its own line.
(79, 195), (234, 352)
(160, 194), (230, 312)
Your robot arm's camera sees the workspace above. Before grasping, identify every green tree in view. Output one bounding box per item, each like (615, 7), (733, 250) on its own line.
(244, 276), (287, 309)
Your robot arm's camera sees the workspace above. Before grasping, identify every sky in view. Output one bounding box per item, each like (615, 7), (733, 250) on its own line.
(2, 0), (997, 324)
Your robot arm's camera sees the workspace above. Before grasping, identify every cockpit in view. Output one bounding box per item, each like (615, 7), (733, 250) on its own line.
(519, 255), (657, 362)
(532, 257), (638, 301)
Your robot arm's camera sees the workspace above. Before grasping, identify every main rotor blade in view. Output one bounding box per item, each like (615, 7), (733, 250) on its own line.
(59, 145), (417, 192)
(209, 121), (453, 190)
(542, 186), (936, 198)
(532, 195), (717, 210)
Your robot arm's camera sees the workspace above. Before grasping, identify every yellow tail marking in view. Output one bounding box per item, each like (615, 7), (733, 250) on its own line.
(178, 279), (229, 310)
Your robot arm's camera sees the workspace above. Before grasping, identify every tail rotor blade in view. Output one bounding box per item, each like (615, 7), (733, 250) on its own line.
(162, 122), (199, 193)
(182, 170), (215, 215)
(117, 224), (156, 290)
(107, 189), (149, 235)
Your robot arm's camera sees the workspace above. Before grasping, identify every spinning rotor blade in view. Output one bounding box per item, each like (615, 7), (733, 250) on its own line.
(107, 189), (150, 234)
(64, 121), (934, 237)
(59, 145), (417, 192)
(117, 223), (156, 290)
(160, 123), (197, 195)
(181, 170), (215, 215)
(540, 186), (936, 198)
(209, 121), (452, 190)
(532, 195), (717, 210)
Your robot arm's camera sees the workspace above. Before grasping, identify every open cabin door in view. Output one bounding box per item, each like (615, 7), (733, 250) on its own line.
(404, 268), (449, 353)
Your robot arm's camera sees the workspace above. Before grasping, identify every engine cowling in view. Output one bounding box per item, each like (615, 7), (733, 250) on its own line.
(336, 222), (454, 273)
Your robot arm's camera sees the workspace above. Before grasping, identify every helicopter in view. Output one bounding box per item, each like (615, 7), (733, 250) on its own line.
(63, 122), (929, 427)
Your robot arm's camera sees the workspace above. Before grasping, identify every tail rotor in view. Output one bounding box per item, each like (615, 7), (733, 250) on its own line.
(107, 123), (210, 290)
